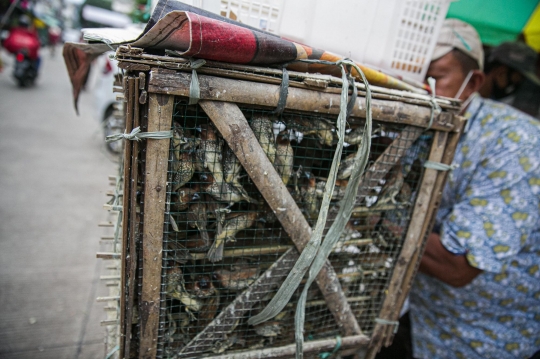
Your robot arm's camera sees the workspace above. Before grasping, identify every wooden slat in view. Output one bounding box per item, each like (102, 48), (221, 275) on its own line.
(138, 93), (174, 359)
(97, 252), (121, 260)
(200, 100), (362, 337)
(365, 130), (450, 359)
(383, 125), (465, 346)
(150, 70), (457, 132)
(98, 221), (114, 227)
(119, 76), (135, 359)
(97, 296), (120, 302)
(205, 334), (369, 359)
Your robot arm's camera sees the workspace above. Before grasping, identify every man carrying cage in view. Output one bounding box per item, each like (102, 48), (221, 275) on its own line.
(378, 18), (540, 359)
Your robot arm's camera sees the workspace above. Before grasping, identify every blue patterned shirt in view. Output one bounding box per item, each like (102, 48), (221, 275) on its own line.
(409, 96), (540, 359)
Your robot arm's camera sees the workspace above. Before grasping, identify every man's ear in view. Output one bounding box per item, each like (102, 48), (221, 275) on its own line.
(462, 70), (485, 99)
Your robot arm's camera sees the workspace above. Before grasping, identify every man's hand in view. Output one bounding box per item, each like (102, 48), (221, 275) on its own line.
(419, 232), (482, 287)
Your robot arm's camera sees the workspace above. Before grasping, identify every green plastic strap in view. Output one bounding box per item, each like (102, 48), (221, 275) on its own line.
(105, 345), (119, 359)
(424, 160), (458, 171)
(294, 59), (373, 359)
(426, 77), (442, 131)
(375, 318), (400, 334)
(319, 336), (342, 359)
(188, 59), (206, 105)
(273, 66), (289, 115)
(105, 126), (173, 143)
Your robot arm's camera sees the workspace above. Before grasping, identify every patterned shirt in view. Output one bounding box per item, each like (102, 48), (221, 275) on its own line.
(409, 95), (540, 359)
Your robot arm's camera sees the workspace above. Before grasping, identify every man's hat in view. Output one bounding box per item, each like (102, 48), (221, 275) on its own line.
(432, 18), (484, 70)
(488, 41), (540, 86)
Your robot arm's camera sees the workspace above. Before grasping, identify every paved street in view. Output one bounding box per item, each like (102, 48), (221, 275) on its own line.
(0, 48), (119, 358)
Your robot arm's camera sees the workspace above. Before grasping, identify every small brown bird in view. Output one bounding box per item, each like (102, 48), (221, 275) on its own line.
(294, 117), (335, 147)
(213, 265), (260, 290)
(315, 179), (348, 200)
(171, 187), (200, 212)
(301, 176), (320, 224)
(374, 164), (405, 208)
(185, 275), (217, 298)
(165, 267), (203, 320)
(197, 124), (225, 183)
(196, 289), (220, 329)
(274, 131), (294, 186)
(222, 145), (243, 187)
(337, 152), (357, 180)
(207, 212), (258, 262)
(201, 173), (258, 207)
(166, 240), (192, 264)
(187, 201), (210, 247)
(172, 129), (195, 191)
(250, 115), (277, 164)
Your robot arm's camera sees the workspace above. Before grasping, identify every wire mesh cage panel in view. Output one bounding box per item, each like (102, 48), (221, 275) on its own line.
(115, 52), (462, 359)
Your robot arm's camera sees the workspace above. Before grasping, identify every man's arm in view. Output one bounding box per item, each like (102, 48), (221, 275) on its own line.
(419, 232), (482, 287)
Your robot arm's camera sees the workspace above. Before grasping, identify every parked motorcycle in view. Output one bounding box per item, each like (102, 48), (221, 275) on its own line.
(13, 49), (39, 87)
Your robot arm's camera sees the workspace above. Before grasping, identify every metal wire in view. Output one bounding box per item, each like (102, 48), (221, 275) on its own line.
(135, 99), (435, 358)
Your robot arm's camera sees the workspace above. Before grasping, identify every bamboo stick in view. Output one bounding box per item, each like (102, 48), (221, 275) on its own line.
(365, 131), (450, 359)
(124, 74), (143, 359)
(383, 125), (464, 346)
(139, 93), (174, 359)
(149, 70), (458, 132)
(205, 334), (370, 359)
(119, 76), (135, 359)
(200, 100), (362, 337)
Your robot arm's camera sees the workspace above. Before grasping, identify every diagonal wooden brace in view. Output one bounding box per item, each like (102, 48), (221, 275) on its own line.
(200, 100), (362, 337)
(177, 121), (424, 357)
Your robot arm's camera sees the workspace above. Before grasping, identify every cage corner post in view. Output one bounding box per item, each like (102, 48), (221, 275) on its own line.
(139, 93), (174, 359)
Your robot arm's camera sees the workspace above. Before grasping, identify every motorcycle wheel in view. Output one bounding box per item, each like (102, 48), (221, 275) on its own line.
(103, 105), (125, 155)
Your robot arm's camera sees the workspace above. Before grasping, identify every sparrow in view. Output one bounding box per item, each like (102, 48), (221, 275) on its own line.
(172, 129), (195, 191)
(344, 124), (381, 146)
(301, 176), (320, 224)
(185, 275), (217, 298)
(201, 173), (259, 207)
(274, 131), (294, 186)
(315, 178), (348, 200)
(197, 124), (225, 183)
(293, 117), (335, 147)
(166, 240), (192, 264)
(165, 267), (203, 320)
(374, 164), (405, 208)
(213, 264), (260, 290)
(171, 187), (200, 212)
(222, 145), (243, 188)
(337, 152), (357, 180)
(187, 201), (210, 248)
(207, 212), (258, 262)
(250, 115), (277, 164)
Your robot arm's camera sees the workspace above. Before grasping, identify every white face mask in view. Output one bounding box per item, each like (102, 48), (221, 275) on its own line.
(454, 70), (473, 100)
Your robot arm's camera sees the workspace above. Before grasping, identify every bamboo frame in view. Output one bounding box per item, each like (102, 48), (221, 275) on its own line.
(365, 130), (451, 359)
(114, 55), (462, 358)
(139, 93), (174, 359)
(148, 69), (458, 132)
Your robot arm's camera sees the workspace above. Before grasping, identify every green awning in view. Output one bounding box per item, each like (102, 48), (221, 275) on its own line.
(447, 0), (540, 50)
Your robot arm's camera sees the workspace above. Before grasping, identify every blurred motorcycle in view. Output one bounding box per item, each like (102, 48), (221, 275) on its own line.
(12, 49), (38, 87)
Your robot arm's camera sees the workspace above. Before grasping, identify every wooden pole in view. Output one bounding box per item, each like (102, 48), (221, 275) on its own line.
(119, 76), (135, 359)
(200, 100), (363, 337)
(138, 93), (174, 359)
(204, 334), (370, 359)
(382, 123), (465, 346)
(149, 70), (457, 132)
(365, 130), (450, 359)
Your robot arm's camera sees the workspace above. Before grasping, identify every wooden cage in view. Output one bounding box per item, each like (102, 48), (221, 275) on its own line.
(109, 45), (464, 359)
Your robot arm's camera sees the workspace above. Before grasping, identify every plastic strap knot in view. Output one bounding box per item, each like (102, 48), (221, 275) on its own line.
(375, 318), (400, 334)
(188, 59), (206, 105)
(426, 77), (442, 131)
(106, 126), (173, 143)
